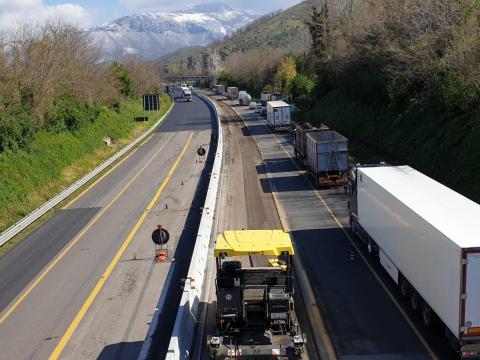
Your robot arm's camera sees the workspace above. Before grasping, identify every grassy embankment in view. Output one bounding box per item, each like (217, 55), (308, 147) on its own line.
(306, 91), (480, 202)
(0, 95), (172, 252)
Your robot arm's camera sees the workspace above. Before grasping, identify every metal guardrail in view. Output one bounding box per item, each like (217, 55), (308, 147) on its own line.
(0, 102), (174, 248)
(157, 92), (222, 360)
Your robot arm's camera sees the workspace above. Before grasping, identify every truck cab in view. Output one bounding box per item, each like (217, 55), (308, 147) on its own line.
(181, 87), (192, 102)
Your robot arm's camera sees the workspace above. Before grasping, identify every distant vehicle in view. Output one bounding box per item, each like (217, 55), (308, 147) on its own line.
(260, 93), (271, 115)
(266, 100), (292, 131)
(226, 86), (239, 100)
(181, 87), (192, 102)
(214, 84), (225, 95)
(261, 92), (285, 115)
(349, 165), (480, 359)
(255, 104), (262, 113)
(239, 90), (252, 105)
(249, 101), (257, 109)
(208, 230), (305, 359)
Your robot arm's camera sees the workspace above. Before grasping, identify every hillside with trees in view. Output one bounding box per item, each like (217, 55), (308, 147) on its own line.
(302, 0), (480, 201)
(159, 1), (314, 75)
(215, 0), (480, 202)
(0, 22), (171, 235)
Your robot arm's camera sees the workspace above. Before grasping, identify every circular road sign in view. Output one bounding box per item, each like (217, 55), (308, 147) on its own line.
(197, 146), (206, 157)
(151, 228), (170, 245)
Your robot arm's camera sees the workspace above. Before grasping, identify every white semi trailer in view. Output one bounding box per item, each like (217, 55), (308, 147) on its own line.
(266, 101), (291, 131)
(226, 86), (239, 100)
(349, 165), (480, 359)
(214, 84), (225, 95)
(238, 90), (252, 105)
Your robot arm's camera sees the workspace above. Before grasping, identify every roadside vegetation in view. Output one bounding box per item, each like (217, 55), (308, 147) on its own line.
(219, 0), (480, 202)
(0, 22), (171, 233)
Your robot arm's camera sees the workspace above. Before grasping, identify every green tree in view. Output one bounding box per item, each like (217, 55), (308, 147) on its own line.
(308, 3), (331, 67)
(290, 73), (317, 110)
(111, 62), (135, 98)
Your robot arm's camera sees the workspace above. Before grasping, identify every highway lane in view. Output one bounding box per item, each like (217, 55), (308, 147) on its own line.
(231, 100), (457, 359)
(0, 89), (216, 360)
(192, 96), (316, 359)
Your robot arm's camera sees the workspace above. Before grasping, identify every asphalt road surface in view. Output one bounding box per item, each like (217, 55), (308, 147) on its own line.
(0, 89), (216, 360)
(230, 100), (457, 360)
(191, 96), (319, 360)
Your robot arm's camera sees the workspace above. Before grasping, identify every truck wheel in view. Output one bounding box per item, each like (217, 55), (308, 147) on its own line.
(399, 276), (409, 299)
(421, 302), (434, 328)
(410, 291), (420, 312)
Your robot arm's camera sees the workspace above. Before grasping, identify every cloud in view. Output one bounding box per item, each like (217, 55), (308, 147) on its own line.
(0, 0), (93, 29)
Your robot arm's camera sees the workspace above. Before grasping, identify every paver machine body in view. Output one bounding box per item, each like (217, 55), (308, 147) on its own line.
(208, 230), (304, 359)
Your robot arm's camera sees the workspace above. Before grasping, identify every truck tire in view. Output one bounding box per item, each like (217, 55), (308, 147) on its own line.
(421, 302), (434, 328)
(399, 276), (409, 299)
(410, 290), (420, 312)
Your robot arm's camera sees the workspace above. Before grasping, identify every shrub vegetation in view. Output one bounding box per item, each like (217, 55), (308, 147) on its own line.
(0, 22), (171, 232)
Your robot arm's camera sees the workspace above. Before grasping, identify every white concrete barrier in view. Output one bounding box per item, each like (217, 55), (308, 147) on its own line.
(0, 101), (174, 248)
(165, 92), (223, 360)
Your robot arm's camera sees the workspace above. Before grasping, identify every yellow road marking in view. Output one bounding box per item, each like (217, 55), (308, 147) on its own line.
(48, 133), (193, 360)
(0, 133), (175, 326)
(63, 102), (174, 209)
(266, 122), (439, 360)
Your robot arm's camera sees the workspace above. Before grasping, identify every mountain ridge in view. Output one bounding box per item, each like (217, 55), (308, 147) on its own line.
(159, 0), (315, 74)
(89, 3), (256, 60)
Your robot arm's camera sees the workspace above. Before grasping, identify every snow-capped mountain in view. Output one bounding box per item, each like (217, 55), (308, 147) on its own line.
(89, 3), (255, 60)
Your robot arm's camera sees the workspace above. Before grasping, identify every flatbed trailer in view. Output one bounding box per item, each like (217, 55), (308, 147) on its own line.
(208, 230), (305, 359)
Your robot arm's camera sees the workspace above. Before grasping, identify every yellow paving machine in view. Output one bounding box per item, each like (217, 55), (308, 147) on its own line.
(208, 230), (305, 359)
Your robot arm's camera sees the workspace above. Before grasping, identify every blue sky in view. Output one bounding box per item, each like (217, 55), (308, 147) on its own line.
(0, 1), (303, 29)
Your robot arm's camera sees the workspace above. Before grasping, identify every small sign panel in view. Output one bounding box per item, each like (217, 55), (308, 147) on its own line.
(151, 227), (170, 245)
(143, 94), (160, 111)
(197, 146), (206, 157)
(134, 116), (149, 122)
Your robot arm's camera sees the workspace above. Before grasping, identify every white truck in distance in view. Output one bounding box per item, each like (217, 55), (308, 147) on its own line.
(214, 84), (225, 95)
(239, 90), (252, 106)
(227, 86), (239, 100)
(181, 87), (192, 102)
(349, 165), (480, 359)
(266, 100), (291, 131)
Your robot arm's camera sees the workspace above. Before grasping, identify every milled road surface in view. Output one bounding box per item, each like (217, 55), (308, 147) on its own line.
(192, 96), (317, 360)
(0, 89), (216, 360)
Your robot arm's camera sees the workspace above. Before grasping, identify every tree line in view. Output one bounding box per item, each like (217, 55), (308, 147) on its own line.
(307, 0), (480, 114)
(0, 21), (162, 153)
(219, 0), (480, 117)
